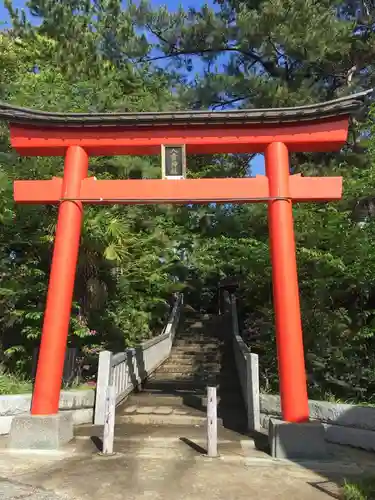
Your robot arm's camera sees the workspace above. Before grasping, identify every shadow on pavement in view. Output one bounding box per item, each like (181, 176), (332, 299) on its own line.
(90, 435), (103, 452)
(179, 437), (206, 455)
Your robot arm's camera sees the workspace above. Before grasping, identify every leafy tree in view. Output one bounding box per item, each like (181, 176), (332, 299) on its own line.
(0, 9), (181, 377)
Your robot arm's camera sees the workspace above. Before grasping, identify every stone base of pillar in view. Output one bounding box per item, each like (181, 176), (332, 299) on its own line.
(268, 418), (328, 459)
(8, 412), (73, 450)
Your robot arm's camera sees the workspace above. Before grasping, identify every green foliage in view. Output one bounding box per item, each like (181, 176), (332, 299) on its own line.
(0, 371), (32, 395)
(343, 477), (375, 500)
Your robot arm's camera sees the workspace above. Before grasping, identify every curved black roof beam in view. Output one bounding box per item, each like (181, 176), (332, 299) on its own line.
(0, 90), (372, 128)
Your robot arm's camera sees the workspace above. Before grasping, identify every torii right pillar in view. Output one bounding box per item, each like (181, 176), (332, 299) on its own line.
(266, 141), (309, 423)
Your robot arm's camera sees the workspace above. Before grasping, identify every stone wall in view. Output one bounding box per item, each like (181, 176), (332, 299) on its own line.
(260, 393), (375, 452)
(0, 389), (95, 435)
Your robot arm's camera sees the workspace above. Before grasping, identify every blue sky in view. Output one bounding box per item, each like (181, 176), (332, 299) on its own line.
(0, 0), (265, 174)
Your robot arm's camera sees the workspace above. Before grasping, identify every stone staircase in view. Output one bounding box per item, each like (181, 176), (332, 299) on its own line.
(74, 309), (255, 459)
(117, 310), (247, 432)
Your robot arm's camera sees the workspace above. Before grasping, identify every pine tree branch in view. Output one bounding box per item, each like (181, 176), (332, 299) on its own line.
(144, 41), (287, 79)
(210, 96), (248, 110)
(143, 22), (288, 77)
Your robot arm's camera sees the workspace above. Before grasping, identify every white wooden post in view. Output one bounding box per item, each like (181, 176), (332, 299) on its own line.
(207, 386), (218, 457)
(102, 385), (116, 455)
(95, 350), (113, 425)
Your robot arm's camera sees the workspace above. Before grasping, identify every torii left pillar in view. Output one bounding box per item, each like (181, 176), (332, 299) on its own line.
(9, 145), (88, 450)
(31, 146), (89, 415)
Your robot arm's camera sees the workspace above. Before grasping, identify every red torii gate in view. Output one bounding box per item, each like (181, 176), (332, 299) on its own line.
(2, 90), (370, 424)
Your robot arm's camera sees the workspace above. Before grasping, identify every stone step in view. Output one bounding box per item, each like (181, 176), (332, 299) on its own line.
(170, 349), (220, 356)
(76, 421), (243, 440)
(173, 339), (220, 345)
(148, 376), (239, 391)
(156, 363), (238, 376)
(176, 332), (220, 339)
(146, 378), (210, 389)
(186, 334), (225, 340)
(171, 346), (219, 354)
(155, 370), (220, 377)
(182, 316), (213, 324)
(73, 434), (252, 458)
(145, 376), (240, 388)
(158, 364), (220, 373)
(173, 342), (221, 349)
(154, 367), (235, 376)
(142, 387), (243, 403)
(173, 342), (220, 349)
(115, 408), (246, 430)
(173, 338), (221, 344)
(166, 356), (221, 365)
(151, 371), (219, 380)
(121, 401), (205, 415)
(143, 383), (207, 395)
(172, 349), (221, 356)
(122, 392), (244, 409)
(116, 413), (210, 426)
(123, 394), (193, 407)
(74, 422), (257, 458)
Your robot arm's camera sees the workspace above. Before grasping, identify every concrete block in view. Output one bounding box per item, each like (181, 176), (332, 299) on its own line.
(269, 418), (328, 459)
(309, 401), (375, 431)
(0, 394), (32, 416)
(260, 412), (271, 430)
(9, 412), (73, 450)
(260, 393), (375, 432)
(69, 408), (93, 425)
(0, 416), (13, 435)
(0, 390), (95, 415)
(260, 394), (282, 416)
(59, 389), (95, 410)
(325, 424), (375, 451)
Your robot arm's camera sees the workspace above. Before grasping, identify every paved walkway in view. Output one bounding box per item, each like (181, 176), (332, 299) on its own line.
(1, 419), (375, 500)
(0, 478), (69, 500)
(0, 446), (340, 500)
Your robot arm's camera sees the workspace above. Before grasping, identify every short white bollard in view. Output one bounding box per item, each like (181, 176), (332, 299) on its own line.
(207, 386), (218, 457)
(102, 385), (116, 455)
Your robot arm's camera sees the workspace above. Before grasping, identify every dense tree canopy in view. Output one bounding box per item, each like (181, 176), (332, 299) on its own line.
(1, 0), (375, 402)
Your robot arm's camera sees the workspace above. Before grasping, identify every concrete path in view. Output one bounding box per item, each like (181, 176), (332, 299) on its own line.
(1, 421), (375, 500)
(0, 445), (339, 500)
(0, 477), (70, 500)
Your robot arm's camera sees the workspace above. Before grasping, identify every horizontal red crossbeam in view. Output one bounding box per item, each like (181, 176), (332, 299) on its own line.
(10, 118), (349, 156)
(14, 175), (343, 205)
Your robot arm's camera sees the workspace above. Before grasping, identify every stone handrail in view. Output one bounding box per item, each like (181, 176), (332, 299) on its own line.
(94, 294), (183, 425)
(230, 294), (260, 431)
